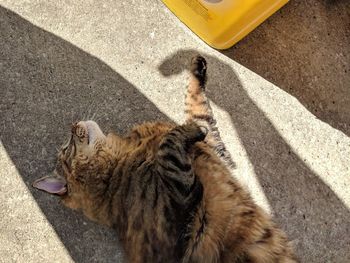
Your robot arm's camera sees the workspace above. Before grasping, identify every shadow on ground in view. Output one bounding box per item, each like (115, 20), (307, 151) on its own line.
(0, 6), (170, 262)
(222, 0), (350, 136)
(1, 5), (349, 263)
(159, 49), (350, 262)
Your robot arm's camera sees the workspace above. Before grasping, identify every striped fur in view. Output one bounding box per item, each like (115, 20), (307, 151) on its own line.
(37, 56), (298, 263)
(185, 56), (235, 169)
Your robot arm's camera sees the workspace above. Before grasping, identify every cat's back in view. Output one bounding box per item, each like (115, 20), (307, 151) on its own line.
(110, 121), (185, 262)
(185, 144), (297, 263)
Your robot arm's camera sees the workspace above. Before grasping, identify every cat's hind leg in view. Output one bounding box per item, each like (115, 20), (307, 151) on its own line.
(185, 55), (235, 169)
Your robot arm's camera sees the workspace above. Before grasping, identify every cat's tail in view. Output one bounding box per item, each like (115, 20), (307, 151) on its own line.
(185, 55), (235, 169)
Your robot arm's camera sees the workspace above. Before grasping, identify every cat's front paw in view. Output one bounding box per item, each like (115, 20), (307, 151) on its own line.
(190, 55), (207, 86)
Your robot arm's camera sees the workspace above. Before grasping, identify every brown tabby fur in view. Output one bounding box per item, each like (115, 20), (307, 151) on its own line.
(39, 56), (298, 262)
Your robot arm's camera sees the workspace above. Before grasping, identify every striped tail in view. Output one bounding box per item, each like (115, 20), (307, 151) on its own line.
(185, 55), (235, 169)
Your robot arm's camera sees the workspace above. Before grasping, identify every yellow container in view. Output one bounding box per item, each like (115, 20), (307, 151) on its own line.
(161, 0), (289, 49)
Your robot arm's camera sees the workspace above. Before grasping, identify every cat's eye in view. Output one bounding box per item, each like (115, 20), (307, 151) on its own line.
(71, 122), (90, 145)
(75, 126), (86, 138)
(72, 122), (86, 138)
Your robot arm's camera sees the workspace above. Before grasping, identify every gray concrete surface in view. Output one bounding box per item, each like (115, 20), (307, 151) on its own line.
(0, 0), (349, 262)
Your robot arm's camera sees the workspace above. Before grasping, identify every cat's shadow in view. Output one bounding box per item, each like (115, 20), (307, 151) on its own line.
(159, 50), (350, 262)
(0, 6), (172, 263)
(221, 0), (350, 137)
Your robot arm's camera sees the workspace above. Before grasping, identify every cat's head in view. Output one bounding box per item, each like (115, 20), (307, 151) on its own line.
(33, 121), (115, 210)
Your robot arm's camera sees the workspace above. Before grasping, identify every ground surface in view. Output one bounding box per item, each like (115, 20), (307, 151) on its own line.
(0, 0), (349, 262)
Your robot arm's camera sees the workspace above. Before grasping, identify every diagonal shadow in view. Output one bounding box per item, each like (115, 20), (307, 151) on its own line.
(221, 0), (350, 137)
(159, 50), (350, 262)
(0, 6), (170, 262)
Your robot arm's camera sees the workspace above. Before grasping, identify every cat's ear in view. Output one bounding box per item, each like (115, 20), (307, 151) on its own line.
(32, 171), (67, 195)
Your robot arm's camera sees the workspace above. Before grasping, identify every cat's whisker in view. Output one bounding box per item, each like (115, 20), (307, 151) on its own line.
(95, 115), (100, 123)
(70, 112), (77, 126)
(83, 109), (89, 121)
(88, 107), (93, 120)
(61, 113), (65, 129)
(89, 100), (98, 121)
(91, 112), (97, 121)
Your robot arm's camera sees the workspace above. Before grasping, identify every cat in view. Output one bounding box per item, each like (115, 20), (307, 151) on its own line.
(33, 56), (298, 263)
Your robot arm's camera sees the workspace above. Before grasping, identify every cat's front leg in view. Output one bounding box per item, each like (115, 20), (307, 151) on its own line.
(155, 123), (206, 195)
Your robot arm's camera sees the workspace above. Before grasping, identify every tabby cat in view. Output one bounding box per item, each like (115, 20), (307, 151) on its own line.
(33, 56), (298, 263)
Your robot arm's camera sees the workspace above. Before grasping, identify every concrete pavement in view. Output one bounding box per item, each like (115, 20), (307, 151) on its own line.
(0, 0), (349, 262)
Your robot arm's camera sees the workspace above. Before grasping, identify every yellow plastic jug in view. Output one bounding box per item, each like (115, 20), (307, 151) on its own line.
(161, 0), (289, 49)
